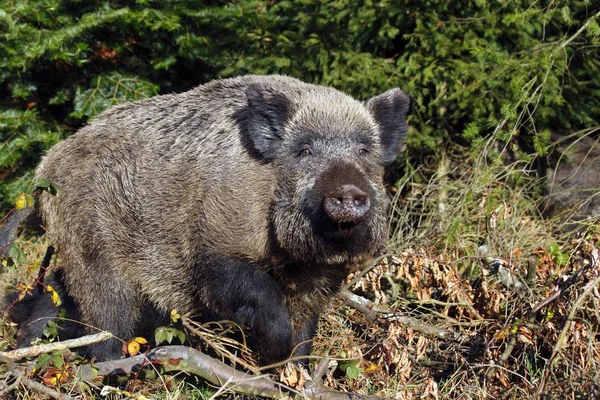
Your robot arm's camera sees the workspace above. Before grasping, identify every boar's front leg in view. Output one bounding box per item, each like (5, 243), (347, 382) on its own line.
(200, 257), (294, 364)
(292, 313), (319, 362)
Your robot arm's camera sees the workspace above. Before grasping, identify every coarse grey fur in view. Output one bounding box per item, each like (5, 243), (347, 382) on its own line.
(33, 75), (410, 363)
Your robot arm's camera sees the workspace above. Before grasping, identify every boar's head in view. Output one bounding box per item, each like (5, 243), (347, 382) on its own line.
(241, 82), (409, 265)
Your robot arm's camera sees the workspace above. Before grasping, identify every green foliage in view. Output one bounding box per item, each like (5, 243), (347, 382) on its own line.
(548, 242), (570, 266)
(154, 326), (186, 345)
(3, 243), (26, 266)
(339, 358), (362, 379)
(0, 0), (598, 211)
(33, 178), (60, 197)
(34, 352), (53, 371)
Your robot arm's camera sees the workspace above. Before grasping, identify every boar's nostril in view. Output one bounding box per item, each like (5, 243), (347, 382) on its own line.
(324, 184), (372, 223)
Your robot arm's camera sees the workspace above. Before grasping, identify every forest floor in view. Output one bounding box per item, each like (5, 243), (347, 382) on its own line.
(1, 146), (599, 399)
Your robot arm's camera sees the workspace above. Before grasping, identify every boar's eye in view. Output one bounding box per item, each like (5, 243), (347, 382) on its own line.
(299, 145), (312, 158)
(358, 145), (369, 156)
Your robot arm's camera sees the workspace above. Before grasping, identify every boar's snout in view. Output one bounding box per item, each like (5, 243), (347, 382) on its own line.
(323, 184), (372, 223)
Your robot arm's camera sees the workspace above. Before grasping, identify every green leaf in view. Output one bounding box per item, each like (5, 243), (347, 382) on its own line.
(34, 179), (60, 196)
(165, 328), (174, 343)
(345, 364), (361, 379)
(35, 353), (52, 371)
(339, 359), (361, 379)
(7, 245), (26, 266)
(52, 353), (65, 368)
(155, 327), (167, 345)
(555, 252), (570, 267)
(154, 326), (185, 345)
(43, 320), (59, 340)
(548, 243), (560, 256)
(176, 329), (186, 344)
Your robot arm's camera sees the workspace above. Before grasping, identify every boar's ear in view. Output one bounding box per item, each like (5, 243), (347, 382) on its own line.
(244, 84), (291, 160)
(366, 89), (410, 166)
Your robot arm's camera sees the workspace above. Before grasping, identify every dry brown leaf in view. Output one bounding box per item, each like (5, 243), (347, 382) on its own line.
(41, 367), (70, 387)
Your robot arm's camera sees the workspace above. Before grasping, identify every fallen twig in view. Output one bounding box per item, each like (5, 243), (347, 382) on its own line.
(21, 376), (75, 400)
(0, 370), (23, 397)
(76, 345), (381, 399)
(0, 331), (113, 360)
(340, 290), (390, 321)
(78, 345), (286, 398)
(536, 273), (600, 396)
(0, 368), (74, 400)
(311, 356), (330, 382)
(340, 289), (471, 343)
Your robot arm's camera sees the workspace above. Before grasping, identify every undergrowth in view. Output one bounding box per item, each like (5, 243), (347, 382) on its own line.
(1, 136), (599, 399)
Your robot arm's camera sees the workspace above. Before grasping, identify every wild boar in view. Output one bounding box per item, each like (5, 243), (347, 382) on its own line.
(29, 75), (409, 363)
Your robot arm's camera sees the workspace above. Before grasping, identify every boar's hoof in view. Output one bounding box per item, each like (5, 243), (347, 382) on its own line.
(324, 184), (371, 223)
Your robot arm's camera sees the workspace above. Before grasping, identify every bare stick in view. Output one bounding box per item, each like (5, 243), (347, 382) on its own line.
(0, 331), (113, 360)
(549, 274), (600, 366)
(311, 356), (330, 382)
(303, 383), (385, 400)
(340, 289), (471, 343)
(77, 345), (286, 398)
(340, 290), (388, 321)
(489, 248), (600, 383)
(0, 370), (23, 396)
(304, 356), (385, 400)
(0, 367), (74, 400)
(77, 345), (384, 400)
(21, 377), (75, 400)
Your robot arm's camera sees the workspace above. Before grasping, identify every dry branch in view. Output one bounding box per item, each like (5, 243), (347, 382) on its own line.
(77, 345), (285, 398)
(20, 376), (75, 400)
(76, 345), (383, 399)
(181, 316), (259, 374)
(303, 356), (385, 400)
(340, 290), (391, 321)
(530, 247), (598, 316)
(340, 289), (471, 343)
(487, 246), (600, 382)
(0, 331), (113, 360)
(0, 367), (74, 400)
